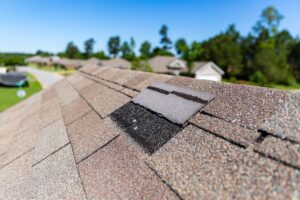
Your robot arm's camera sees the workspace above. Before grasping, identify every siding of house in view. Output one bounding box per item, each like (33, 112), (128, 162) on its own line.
(195, 64), (222, 81)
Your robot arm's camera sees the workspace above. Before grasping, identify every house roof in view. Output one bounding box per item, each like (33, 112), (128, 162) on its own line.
(100, 58), (132, 69)
(0, 65), (300, 199)
(148, 56), (186, 73)
(191, 61), (225, 75)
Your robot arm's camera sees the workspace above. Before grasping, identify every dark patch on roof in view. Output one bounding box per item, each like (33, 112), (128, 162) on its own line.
(111, 102), (181, 154)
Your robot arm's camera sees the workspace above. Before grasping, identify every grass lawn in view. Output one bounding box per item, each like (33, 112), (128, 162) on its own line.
(0, 73), (42, 112)
(223, 79), (300, 91)
(29, 64), (75, 76)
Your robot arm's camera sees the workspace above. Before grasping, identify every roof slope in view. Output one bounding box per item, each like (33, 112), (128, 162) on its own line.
(0, 65), (300, 199)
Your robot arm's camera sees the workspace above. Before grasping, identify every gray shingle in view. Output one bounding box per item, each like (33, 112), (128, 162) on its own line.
(133, 88), (208, 125)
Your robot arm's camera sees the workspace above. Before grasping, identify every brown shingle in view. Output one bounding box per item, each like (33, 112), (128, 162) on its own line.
(83, 84), (130, 118)
(0, 128), (36, 168)
(254, 136), (300, 168)
(190, 113), (260, 147)
(34, 119), (69, 164)
(72, 76), (94, 91)
(67, 111), (121, 163)
(0, 150), (34, 199)
(167, 76), (289, 129)
(78, 135), (179, 200)
(62, 97), (92, 125)
(147, 125), (300, 199)
(33, 144), (86, 199)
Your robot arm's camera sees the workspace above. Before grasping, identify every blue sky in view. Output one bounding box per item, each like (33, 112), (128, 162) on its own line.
(0, 0), (300, 53)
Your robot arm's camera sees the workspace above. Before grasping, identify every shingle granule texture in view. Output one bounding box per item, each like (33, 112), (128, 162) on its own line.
(147, 125), (300, 200)
(111, 102), (181, 154)
(1, 67), (300, 199)
(0, 128), (36, 168)
(62, 97), (92, 125)
(67, 111), (122, 163)
(260, 93), (300, 143)
(33, 145), (86, 199)
(167, 76), (289, 129)
(0, 150), (34, 199)
(78, 135), (179, 200)
(34, 119), (69, 164)
(254, 136), (300, 168)
(190, 113), (260, 147)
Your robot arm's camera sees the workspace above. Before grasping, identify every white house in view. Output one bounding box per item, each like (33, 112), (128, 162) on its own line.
(191, 61), (224, 81)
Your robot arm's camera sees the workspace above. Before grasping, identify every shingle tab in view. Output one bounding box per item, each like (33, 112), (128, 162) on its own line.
(190, 113), (260, 147)
(33, 145), (86, 199)
(147, 125), (300, 199)
(111, 102), (181, 154)
(62, 97), (92, 125)
(254, 136), (300, 168)
(132, 83), (215, 125)
(67, 111), (122, 163)
(34, 119), (69, 164)
(78, 135), (179, 200)
(260, 93), (300, 143)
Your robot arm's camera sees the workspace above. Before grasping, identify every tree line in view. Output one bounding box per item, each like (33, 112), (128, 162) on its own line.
(1, 6), (300, 86)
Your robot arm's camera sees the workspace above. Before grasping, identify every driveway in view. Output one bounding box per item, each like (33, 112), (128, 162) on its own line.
(18, 66), (63, 88)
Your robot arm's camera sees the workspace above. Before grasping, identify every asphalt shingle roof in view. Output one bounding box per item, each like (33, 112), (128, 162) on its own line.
(0, 65), (299, 199)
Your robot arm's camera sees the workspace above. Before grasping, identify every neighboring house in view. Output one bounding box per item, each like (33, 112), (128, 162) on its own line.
(54, 58), (87, 69)
(191, 61), (224, 81)
(25, 56), (50, 66)
(86, 57), (102, 66)
(148, 56), (186, 75)
(100, 58), (131, 69)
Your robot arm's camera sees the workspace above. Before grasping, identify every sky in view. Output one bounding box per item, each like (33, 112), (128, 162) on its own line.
(0, 0), (300, 54)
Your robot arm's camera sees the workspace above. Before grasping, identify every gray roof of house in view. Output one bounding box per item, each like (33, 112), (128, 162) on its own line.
(148, 56), (186, 73)
(0, 65), (299, 199)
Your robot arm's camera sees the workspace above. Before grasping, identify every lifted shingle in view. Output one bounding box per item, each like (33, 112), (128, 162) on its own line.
(133, 83), (215, 125)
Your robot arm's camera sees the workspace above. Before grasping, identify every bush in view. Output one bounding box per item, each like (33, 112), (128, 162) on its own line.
(250, 71), (268, 86)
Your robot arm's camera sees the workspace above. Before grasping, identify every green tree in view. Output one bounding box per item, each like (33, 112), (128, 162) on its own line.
(94, 51), (107, 59)
(201, 25), (243, 77)
(253, 6), (284, 36)
(139, 41), (152, 59)
(175, 38), (188, 56)
(107, 36), (121, 58)
(159, 25), (172, 50)
(121, 37), (136, 61)
(84, 38), (96, 58)
(250, 7), (296, 85)
(289, 41), (300, 81)
(65, 42), (81, 59)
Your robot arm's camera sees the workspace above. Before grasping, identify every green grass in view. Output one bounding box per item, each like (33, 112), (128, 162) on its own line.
(223, 79), (300, 91)
(28, 64), (75, 76)
(0, 73), (42, 112)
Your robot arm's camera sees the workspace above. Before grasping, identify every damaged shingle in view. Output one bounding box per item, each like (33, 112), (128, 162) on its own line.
(111, 102), (181, 154)
(133, 82), (215, 125)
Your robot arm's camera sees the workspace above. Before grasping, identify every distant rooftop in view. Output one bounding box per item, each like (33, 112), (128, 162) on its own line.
(0, 65), (299, 199)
